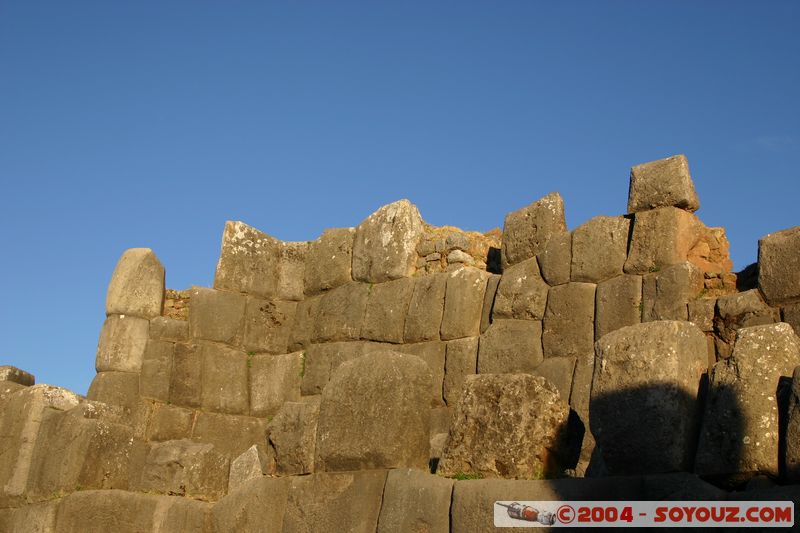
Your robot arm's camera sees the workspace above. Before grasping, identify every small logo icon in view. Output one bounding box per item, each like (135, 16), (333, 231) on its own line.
(496, 502), (556, 525)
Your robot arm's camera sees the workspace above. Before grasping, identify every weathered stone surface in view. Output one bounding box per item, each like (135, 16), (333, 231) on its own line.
(430, 406), (453, 437)
(689, 225), (734, 274)
(352, 199), (424, 283)
(282, 470), (387, 533)
(95, 314), (149, 373)
(169, 342), (202, 408)
(627, 154), (700, 213)
(228, 444), (272, 493)
(361, 277), (414, 343)
(571, 216), (631, 283)
(542, 282), (596, 358)
(570, 353), (595, 423)
(714, 289), (780, 359)
(188, 287), (246, 345)
(200, 342), (248, 415)
(477, 319), (543, 374)
(191, 411), (267, 459)
(480, 274), (500, 333)
(396, 341), (446, 406)
(696, 323), (800, 481)
(624, 207), (701, 275)
(312, 282), (370, 342)
(404, 273), (447, 343)
(277, 241), (308, 301)
(146, 403), (194, 442)
(438, 374), (570, 479)
(492, 257), (548, 320)
(211, 476), (290, 533)
(267, 398), (320, 475)
(783, 302), (800, 337)
(242, 296), (296, 354)
(501, 192), (567, 269)
(0, 501), (57, 533)
(538, 231), (571, 286)
(249, 352), (302, 417)
(0, 366), (34, 386)
(688, 297), (716, 332)
(592, 321), (708, 474)
(758, 226), (800, 306)
(444, 337), (479, 406)
(300, 341), (378, 396)
(641, 262), (703, 322)
(148, 316), (188, 342)
(139, 339), (173, 401)
(532, 356), (576, 402)
(595, 274), (642, 339)
(785, 367), (800, 482)
(377, 469), (453, 533)
(106, 248), (165, 319)
(87, 371), (139, 412)
(304, 228), (354, 295)
(315, 351), (431, 471)
(287, 295), (320, 351)
(214, 220), (279, 298)
(441, 267), (490, 340)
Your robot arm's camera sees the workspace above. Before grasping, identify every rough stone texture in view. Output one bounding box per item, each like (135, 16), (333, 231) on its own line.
(249, 352), (302, 417)
(352, 199), (424, 283)
(228, 444), (271, 493)
(627, 154), (700, 213)
(377, 469), (453, 533)
(0, 501), (57, 533)
(624, 207), (701, 275)
(200, 342), (248, 415)
(438, 374), (570, 479)
(214, 220), (279, 299)
(95, 314), (149, 373)
(404, 273), (447, 343)
(361, 277), (414, 343)
(87, 371), (140, 412)
(211, 476), (290, 533)
(571, 216), (631, 283)
(267, 399), (320, 475)
(148, 316), (189, 342)
(477, 319), (543, 374)
(169, 342), (202, 408)
(591, 321), (709, 474)
(492, 257), (548, 320)
(714, 289), (780, 359)
(300, 341), (378, 396)
(688, 297), (716, 332)
(641, 261), (704, 322)
(538, 231), (571, 286)
(542, 282), (596, 358)
(480, 273), (500, 333)
(786, 366), (800, 482)
(444, 337), (479, 406)
(277, 241), (308, 301)
(188, 287), (246, 345)
(242, 296), (296, 354)
(570, 353), (595, 423)
(395, 341), (446, 406)
(440, 267), (490, 340)
(783, 302), (800, 337)
(696, 323), (800, 481)
(501, 192), (567, 269)
(758, 226), (800, 305)
(312, 282), (369, 342)
(0, 366), (34, 386)
(146, 403), (194, 442)
(191, 411), (268, 459)
(287, 295), (320, 351)
(689, 226), (734, 274)
(139, 339), (173, 401)
(282, 470), (387, 533)
(106, 248), (165, 319)
(595, 274), (642, 340)
(532, 356), (576, 403)
(315, 351), (431, 472)
(304, 228), (354, 295)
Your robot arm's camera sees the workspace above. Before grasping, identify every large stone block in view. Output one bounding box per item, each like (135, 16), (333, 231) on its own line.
(304, 228), (355, 295)
(532, 356), (576, 403)
(277, 241), (307, 301)
(641, 261), (703, 322)
(542, 282), (596, 358)
(571, 216), (631, 283)
(0, 501), (57, 533)
(300, 341), (379, 396)
(758, 226), (800, 305)
(87, 371), (140, 412)
(315, 351), (431, 471)
(95, 314), (149, 373)
(169, 342), (202, 408)
(267, 398), (320, 475)
(538, 231), (571, 286)
(191, 411), (268, 459)
(714, 289), (780, 358)
(501, 192), (567, 269)
(249, 352), (302, 417)
(438, 374), (570, 479)
(148, 316), (188, 342)
(212, 476), (289, 533)
(404, 273), (447, 342)
(146, 403), (194, 442)
(242, 296), (296, 354)
(139, 339), (173, 401)
(595, 274), (642, 339)
(624, 207), (701, 275)
(477, 319), (543, 374)
(106, 248), (165, 319)
(696, 323), (800, 481)
(492, 257), (548, 320)
(395, 341), (446, 406)
(188, 287), (246, 345)
(213, 220), (280, 298)
(480, 273), (501, 333)
(361, 277), (415, 343)
(352, 199), (424, 283)
(200, 342), (248, 415)
(591, 321), (707, 474)
(312, 282), (370, 342)
(0, 366), (34, 386)
(688, 297), (716, 332)
(287, 295), (321, 351)
(377, 469), (453, 533)
(786, 366), (800, 482)
(570, 353), (595, 423)
(440, 267), (490, 340)
(627, 154), (700, 213)
(444, 337), (479, 406)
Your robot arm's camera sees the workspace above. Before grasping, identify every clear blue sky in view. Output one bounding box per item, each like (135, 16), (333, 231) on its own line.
(1, 1), (798, 394)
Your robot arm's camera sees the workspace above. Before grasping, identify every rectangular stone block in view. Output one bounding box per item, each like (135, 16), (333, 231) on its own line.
(277, 241), (308, 301)
(287, 295), (321, 351)
(139, 339), (173, 401)
(501, 192), (567, 268)
(571, 215), (631, 283)
(169, 342), (202, 408)
(212, 476), (290, 533)
(624, 207), (701, 275)
(0, 501), (57, 533)
(444, 337), (479, 406)
(200, 342), (248, 415)
(300, 342), (376, 396)
(532, 356), (576, 403)
(480, 274), (501, 334)
(0, 366), (34, 386)
(188, 287), (246, 345)
(249, 352), (303, 417)
(477, 319), (543, 374)
(106, 248), (165, 319)
(87, 371), (140, 413)
(570, 352), (595, 423)
(492, 258), (548, 321)
(396, 341), (446, 406)
(441, 267), (490, 340)
(148, 316), (189, 342)
(688, 297), (716, 332)
(267, 399), (320, 476)
(242, 296), (296, 354)
(361, 277), (415, 343)
(304, 227), (355, 295)
(628, 154), (700, 213)
(404, 273), (447, 343)
(538, 231), (572, 286)
(214, 220), (280, 299)
(595, 274), (642, 340)
(377, 469), (453, 533)
(642, 262), (703, 322)
(191, 411), (268, 458)
(542, 282), (596, 358)
(146, 403), (194, 442)
(312, 282), (370, 342)
(758, 226), (800, 306)
(95, 314), (149, 373)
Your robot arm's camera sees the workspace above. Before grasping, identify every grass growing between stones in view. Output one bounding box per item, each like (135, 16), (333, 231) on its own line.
(451, 472), (483, 480)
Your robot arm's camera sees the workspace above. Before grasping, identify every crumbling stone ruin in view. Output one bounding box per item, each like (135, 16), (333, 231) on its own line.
(2, 154), (799, 531)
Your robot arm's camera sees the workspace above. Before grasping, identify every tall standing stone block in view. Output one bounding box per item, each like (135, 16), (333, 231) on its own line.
(304, 228), (355, 295)
(624, 207), (701, 275)
(361, 277), (414, 343)
(477, 319), (543, 374)
(169, 343), (202, 408)
(440, 267), (490, 340)
(758, 226), (800, 306)
(95, 314), (150, 373)
(314, 351), (431, 471)
(396, 341), (446, 406)
(641, 262), (703, 322)
(591, 321), (708, 474)
(200, 342), (249, 415)
(188, 287), (246, 345)
(242, 296), (296, 354)
(214, 221), (280, 298)
(404, 273), (447, 343)
(352, 199), (424, 283)
(444, 337), (479, 406)
(492, 257), (549, 320)
(377, 469), (453, 533)
(87, 371), (140, 412)
(501, 192), (567, 269)
(267, 399), (320, 475)
(542, 282), (596, 358)
(595, 274), (642, 340)
(627, 154), (700, 213)
(312, 282), (370, 342)
(249, 352), (303, 417)
(277, 241), (308, 301)
(106, 248), (165, 319)
(538, 232), (572, 286)
(571, 216), (631, 283)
